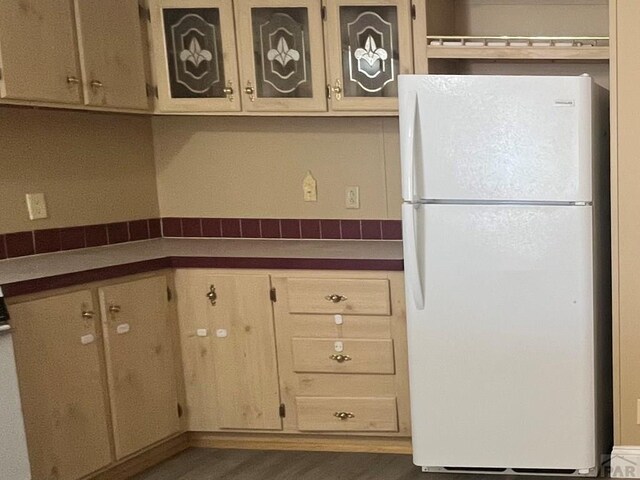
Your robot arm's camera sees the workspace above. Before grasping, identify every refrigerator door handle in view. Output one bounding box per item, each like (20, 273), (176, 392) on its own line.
(402, 203), (425, 310)
(401, 93), (419, 202)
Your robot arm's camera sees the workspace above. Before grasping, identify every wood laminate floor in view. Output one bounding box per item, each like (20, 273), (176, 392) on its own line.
(133, 448), (603, 480)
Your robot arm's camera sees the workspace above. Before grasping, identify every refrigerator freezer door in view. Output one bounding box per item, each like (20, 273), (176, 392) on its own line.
(399, 75), (593, 203)
(407, 204), (595, 470)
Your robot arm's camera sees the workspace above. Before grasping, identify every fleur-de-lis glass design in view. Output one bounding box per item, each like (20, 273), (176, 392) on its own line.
(179, 37), (213, 67)
(354, 35), (388, 68)
(267, 37), (300, 67)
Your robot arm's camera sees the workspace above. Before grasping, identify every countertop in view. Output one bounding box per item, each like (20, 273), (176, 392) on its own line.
(0, 238), (404, 297)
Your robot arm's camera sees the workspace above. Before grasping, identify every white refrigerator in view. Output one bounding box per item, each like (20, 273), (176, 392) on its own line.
(399, 75), (611, 475)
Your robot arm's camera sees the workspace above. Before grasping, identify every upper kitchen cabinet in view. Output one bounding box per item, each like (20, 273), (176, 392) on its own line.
(149, 0), (241, 112)
(0, 0), (83, 104)
(0, 0), (151, 110)
(74, 0), (150, 110)
(234, 0), (327, 112)
(323, 0), (413, 112)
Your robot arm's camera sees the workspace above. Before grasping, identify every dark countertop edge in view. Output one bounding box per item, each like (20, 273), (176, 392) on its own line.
(3, 256), (404, 298)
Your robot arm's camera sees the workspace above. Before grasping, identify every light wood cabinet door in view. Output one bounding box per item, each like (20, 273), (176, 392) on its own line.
(0, 0), (83, 103)
(149, 0), (241, 112)
(614, 0), (640, 446)
(99, 276), (180, 459)
(323, 0), (413, 112)
(74, 0), (150, 110)
(10, 290), (112, 480)
(177, 272), (282, 431)
(234, 0), (327, 112)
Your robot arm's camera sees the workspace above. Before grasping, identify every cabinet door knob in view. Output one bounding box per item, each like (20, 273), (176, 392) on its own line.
(332, 79), (342, 100)
(325, 294), (347, 303)
(223, 81), (234, 102)
(334, 411), (355, 420)
(206, 285), (217, 306)
(66, 76), (81, 85)
(329, 354), (352, 363)
(244, 81), (255, 102)
(81, 310), (95, 319)
(108, 305), (121, 314)
(90, 80), (103, 89)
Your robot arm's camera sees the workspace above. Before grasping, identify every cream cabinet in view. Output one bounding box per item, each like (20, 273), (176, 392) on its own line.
(0, 0), (83, 104)
(175, 269), (410, 438)
(10, 290), (113, 480)
(234, 0), (327, 112)
(8, 273), (182, 480)
(98, 276), (181, 459)
(324, 0), (414, 112)
(175, 271), (282, 431)
(0, 0), (150, 110)
(149, 0), (241, 112)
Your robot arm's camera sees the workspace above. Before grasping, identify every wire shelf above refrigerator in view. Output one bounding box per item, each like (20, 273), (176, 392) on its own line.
(426, 36), (610, 60)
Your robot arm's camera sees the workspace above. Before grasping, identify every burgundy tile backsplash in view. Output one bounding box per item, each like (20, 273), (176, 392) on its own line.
(0, 217), (401, 261)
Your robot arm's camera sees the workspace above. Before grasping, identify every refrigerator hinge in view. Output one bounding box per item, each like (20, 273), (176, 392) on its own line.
(270, 287), (277, 302)
(321, 6), (326, 21)
(279, 403), (286, 418)
(411, 4), (416, 20)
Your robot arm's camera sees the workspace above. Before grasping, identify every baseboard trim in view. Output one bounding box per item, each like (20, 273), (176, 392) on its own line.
(87, 432), (189, 480)
(609, 446), (640, 478)
(188, 432), (413, 454)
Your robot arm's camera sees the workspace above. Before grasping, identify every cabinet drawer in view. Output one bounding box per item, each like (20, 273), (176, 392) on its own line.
(296, 396), (398, 432)
(286, 278), (391, 315)
(292, 338), (395, 374)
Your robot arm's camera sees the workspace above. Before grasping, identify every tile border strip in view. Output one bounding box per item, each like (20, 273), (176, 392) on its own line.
(0, 217), (402, 260)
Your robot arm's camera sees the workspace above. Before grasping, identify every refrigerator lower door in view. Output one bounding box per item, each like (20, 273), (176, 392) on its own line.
(406, 204), (596, 470)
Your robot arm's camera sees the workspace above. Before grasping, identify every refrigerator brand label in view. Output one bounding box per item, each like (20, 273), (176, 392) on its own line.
(554, 100), (576, 107)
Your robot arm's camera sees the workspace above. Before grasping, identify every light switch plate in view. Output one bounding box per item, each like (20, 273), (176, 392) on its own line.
(26, 193), (48, 220)
(303, 171), (317, 202)
(345, 186), (360, 209)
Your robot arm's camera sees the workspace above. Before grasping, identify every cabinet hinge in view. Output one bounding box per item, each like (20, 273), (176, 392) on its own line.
(177, 402), (183, 418)
(0, 68), (3, 81)
(270, 287), (277, 302)
(139, 4), (151, 22)
(321, 6), (326, 20)
(167, 287), (173, 302)
(279, 403), (286, 418)
(146, 83), (158, 98)
(411, 3), (416, 20)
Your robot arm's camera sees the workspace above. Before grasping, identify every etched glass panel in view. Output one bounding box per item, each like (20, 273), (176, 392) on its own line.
(251, 8), (313, 98)
(339, 6), (399, 98)
(163, 8), (226, 98)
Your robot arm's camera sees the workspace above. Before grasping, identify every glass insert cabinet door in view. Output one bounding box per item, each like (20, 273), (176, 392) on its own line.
(324, 0), (413, 112)
(149, 0), (241, 112)
(235, 0), (326, 112)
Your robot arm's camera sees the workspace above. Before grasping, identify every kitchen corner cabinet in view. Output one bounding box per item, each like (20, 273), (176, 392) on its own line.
(98, 276), (180, 459)
(324, 0), (414, 112)
(149, 0), (241, 113)
(0, 0), (150, 110)
(234, 0), (327, 112)
(175, 271), (282, 431)
(8, 273), (182, 480)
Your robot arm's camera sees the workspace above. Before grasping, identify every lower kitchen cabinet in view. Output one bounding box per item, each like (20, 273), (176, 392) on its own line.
(175, 269), (410, 438)
(175, 272), (282, 431)
(98, 276), (181, 459)
(9, 273), (182, 480)
(10, 290), (112, 480)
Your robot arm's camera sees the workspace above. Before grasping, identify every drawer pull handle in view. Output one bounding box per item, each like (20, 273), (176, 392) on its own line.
(81, 310), (95, 319)
(108, 305), (121, 314)
(325, 294), (347, 303)
(334, 411), (355, 420)
(329, 354), (352, 363)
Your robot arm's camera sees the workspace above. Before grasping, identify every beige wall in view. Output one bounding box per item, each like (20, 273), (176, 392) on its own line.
(0, 107), (159, 234)
(152, 116), (402, 220)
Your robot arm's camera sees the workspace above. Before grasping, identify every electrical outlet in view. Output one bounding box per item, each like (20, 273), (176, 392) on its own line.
(345, 186), (360, 209)
(26, 193), (48, 220)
